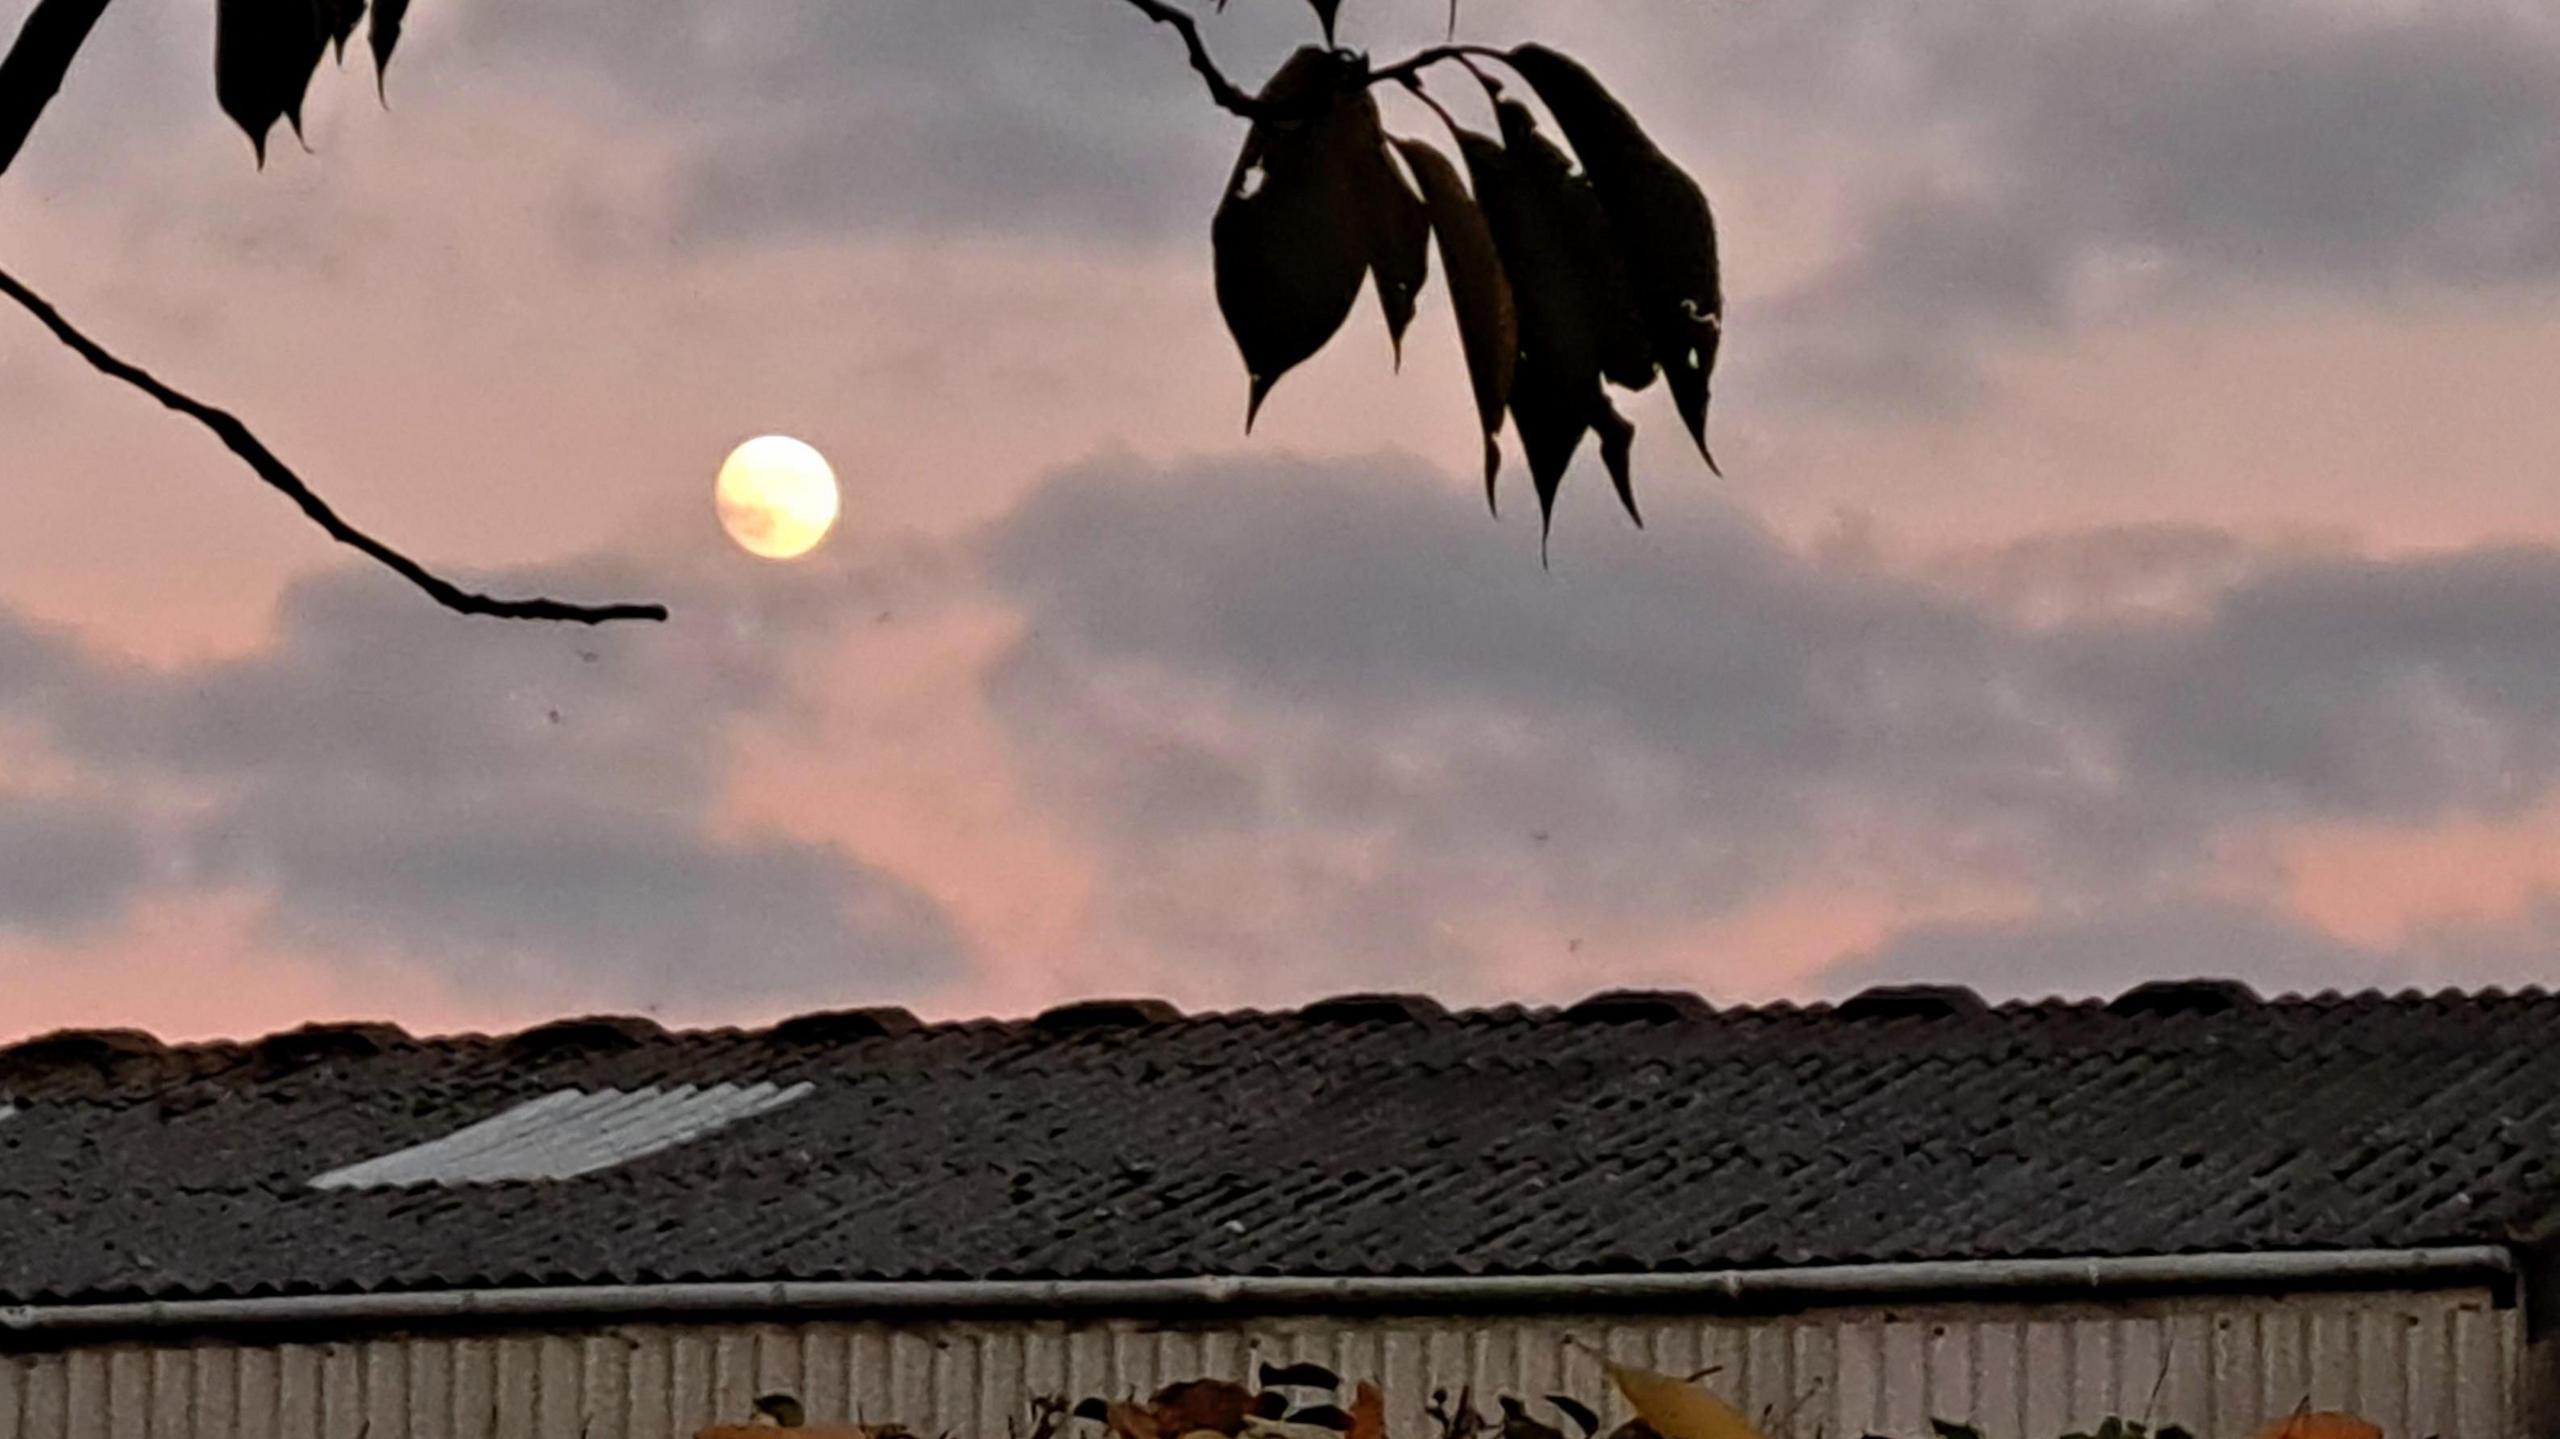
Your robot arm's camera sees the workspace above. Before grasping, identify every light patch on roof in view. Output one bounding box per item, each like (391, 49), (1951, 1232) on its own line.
(308, 1082), (813, 1189)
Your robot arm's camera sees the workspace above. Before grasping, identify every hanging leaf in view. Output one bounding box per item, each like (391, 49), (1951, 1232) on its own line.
(1595, 388), (1638, 526)
(1363, 138), (1431, 368)
(214, 0), (325, 163)
(1445, 114), (1583, 547)
(1602, 1363), (1767, 1439)
(318, 0), (364, 63)
(1502, 43), (1724, 472)
(1348, 1384), (1387, 1439)
(1390, 134), (1513, 505)
(366, 0), (408, 99)
(1307, 0), (1340, 45)
(1491, 96), (1652, 393)
(1213, 48), (1374, 431)
(1152, 1381), (1260, 1436)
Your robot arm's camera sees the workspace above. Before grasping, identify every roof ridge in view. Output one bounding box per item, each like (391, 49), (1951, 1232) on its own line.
(9, 981), (2552, 1070)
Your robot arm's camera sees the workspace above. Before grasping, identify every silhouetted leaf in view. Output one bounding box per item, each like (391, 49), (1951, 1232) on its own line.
(1254, 1395), (1293, 1421)
(1928, 1422), (1985, 1439)
(1492, 96), (1651, 393)
(1365, 139), (1431, 368)
(1545, 1399), (1600, 1439)
(215, 0), (325, 162)
(1595, 389), (1637, 524)
(1074, 1401), (1112, 1424)
(1307, 0), (1339, 45)
(319, 0), (364, 63)
(1213, 48), (1374, 431)
(1503, 43), (1723, 472)
(1390, 134), (1514, 506)
(1258, 1362), (1343, 1392)
(366, 0), (407, 98)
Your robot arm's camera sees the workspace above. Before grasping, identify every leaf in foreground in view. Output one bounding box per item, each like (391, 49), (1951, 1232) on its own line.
(1503, 43), (1724, 472)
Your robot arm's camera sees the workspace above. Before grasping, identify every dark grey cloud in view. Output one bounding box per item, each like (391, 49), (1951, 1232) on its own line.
(980, 450), (2560, 993)
(1764, 0), (2560, 402)
(0, 800), (149, 939)
(0, 548), (965, 1005)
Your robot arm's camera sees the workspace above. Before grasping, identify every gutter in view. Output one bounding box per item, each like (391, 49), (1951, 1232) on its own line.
(0, 1245), (2515, 1336)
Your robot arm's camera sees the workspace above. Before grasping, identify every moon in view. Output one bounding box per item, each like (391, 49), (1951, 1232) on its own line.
(715, 435), (840, 560)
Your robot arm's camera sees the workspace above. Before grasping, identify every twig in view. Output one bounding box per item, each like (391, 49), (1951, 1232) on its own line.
(1113, 0), (1276, 118)
(0, 265), (668, 624)
(1110, 0), (1500, 121)
(0, 0), (114, 175)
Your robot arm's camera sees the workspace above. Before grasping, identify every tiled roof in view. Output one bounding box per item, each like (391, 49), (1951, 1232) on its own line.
(4, 983), (2559, 1306)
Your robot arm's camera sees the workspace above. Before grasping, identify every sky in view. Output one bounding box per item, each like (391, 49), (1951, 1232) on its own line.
(7, 0), (2560, 1041)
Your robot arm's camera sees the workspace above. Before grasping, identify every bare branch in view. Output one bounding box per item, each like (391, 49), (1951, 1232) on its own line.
(1113, 0), (1274, 118)
(1108, 0), (1500, 124)
(0, 266), (668, 624)
(0, 0), (113, 175)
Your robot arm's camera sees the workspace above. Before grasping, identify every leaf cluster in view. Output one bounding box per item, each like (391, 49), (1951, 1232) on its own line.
(1207, 16), (1725, 556)
(213, 0), (413, 163)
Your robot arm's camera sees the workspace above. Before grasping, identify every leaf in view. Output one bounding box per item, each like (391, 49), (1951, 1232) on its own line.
(1595, 389), (1637, 526)
(1603, 1362), (1767, 1439)
(1348, 1383), (1386, 1439)
(1151, 1381), (1259, 1436)
(1545, 1398), (1600, 1439)
(1259, 1362), (1344, 1392)
(1929, 1422), (1986, 1439)
(1075, 1400), (1113, 1424)
(2248, 1414), (2383, 1439)
(1306, 0), (1339, 45)
(318, 0), (364, 63)
(1491, 97), (1652, 393)
(366, 0), (408, 98)
(1292, 1409), (1354, 1432)
(1502, 43), (1724, 473)
(214, 0), (325, 163)
(1390, 135), (1513, 506)
(1212, 48), (1375, 431)
(1364, 139), (1431, 368)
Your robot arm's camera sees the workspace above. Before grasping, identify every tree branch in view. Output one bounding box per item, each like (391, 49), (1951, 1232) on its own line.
(1109, 0), (1500, 123)
(0, 266), (668, 624)
(0, 0), (114, 175)
(1114, 0), (1275, 118)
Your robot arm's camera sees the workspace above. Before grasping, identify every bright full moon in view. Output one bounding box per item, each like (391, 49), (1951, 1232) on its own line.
(715, 435), (840, 560)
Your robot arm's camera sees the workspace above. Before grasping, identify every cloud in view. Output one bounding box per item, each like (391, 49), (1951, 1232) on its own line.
(979, 449), (2560, 999)
(0, 548), (967, 1009)
(1762, 0), (2560, 402)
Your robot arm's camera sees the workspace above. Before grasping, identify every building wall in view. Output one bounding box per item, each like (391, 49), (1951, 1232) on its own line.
(0, 1287), (2519, 1439)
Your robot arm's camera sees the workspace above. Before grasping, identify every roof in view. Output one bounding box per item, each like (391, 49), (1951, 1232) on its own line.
(3, 983), (2558, 1308)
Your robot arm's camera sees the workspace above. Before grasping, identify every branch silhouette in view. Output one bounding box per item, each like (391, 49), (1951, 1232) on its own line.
(0, 0), (113, 175)
(1112, 0), (1491, 119)
(0, 266), (669, 624)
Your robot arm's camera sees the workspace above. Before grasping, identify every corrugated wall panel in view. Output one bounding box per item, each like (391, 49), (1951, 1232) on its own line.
(3, 1287), (2523, 1439)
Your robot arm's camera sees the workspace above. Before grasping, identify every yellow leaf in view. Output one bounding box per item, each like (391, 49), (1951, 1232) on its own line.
(1603, 1363), (1766, 1439)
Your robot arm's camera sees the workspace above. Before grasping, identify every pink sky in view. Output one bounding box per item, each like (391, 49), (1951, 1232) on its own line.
(7, 0), (2560, 1042)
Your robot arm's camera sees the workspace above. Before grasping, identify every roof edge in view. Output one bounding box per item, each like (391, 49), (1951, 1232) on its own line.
(0, 1247), (2514, 1339)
